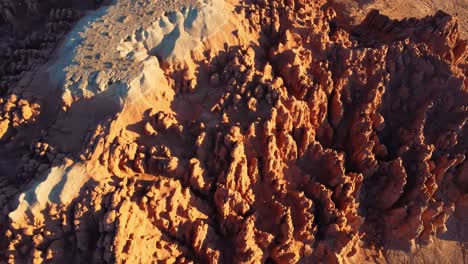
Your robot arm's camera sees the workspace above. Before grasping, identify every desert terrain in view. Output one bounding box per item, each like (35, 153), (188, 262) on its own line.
(0, 0), (467, 263)
(332, 0), (468, 38)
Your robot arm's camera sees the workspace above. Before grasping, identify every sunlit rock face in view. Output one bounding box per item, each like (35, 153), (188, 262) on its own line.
(0, 0), (467, 263)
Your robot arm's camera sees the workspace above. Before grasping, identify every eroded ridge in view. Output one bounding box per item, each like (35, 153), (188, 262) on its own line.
(0, 0), (467, 263)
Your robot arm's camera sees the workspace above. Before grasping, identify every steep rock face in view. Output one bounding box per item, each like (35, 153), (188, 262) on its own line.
(0, 0), (467, 263)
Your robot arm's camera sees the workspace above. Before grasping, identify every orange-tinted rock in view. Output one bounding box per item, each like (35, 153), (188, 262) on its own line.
(0, 0), (467, 263)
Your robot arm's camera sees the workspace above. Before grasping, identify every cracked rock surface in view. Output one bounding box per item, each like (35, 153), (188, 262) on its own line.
(0, 0), (467, 263)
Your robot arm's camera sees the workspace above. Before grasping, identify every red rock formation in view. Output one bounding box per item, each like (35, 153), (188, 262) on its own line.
(0, 0), (467, 263)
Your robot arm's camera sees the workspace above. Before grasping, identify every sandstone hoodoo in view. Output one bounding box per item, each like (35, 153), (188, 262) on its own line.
(0, 0), (466, 263)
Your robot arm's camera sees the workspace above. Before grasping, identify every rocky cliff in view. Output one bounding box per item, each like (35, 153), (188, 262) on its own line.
(0, 0), (466, 263)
